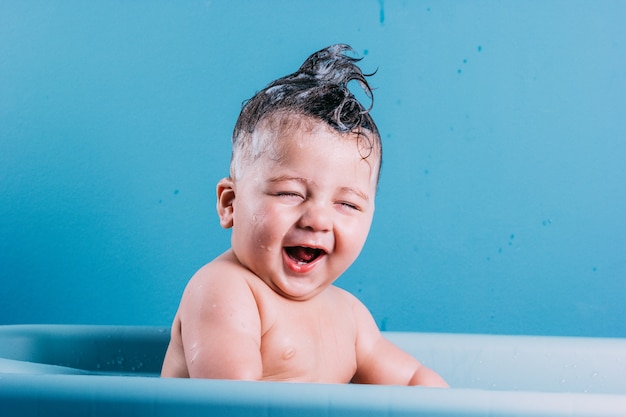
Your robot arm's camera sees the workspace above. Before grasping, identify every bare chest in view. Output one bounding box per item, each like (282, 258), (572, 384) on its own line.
(258, 299), (358, 383)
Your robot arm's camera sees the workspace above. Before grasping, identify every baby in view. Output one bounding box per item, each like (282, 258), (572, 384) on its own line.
(161, 44), (448, 387)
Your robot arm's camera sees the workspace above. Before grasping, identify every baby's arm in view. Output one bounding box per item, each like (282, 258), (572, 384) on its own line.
(175, 261), (264, 380)
(351, 297), (448, 387)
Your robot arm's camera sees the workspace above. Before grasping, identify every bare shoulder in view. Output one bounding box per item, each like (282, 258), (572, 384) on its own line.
(320, 286), (381, 345)
(329, 287), (379, 330)
(162, 250), (259, 378)
(319, 286), (369, 320)
(165, 250), (266, 379)
(325, 285), (359, 303)
(177, 251), (258, 322)
(323, 285), (364, 309)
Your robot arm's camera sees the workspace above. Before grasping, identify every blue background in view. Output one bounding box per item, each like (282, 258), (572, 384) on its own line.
(1, 1), (625, 337)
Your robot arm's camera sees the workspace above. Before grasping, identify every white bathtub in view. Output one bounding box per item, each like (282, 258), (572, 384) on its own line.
(0, 325), (624, 416)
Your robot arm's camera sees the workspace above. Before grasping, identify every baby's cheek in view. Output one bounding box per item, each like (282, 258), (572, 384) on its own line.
(252, 220), (286, 252)
(339, 228), (369, 259)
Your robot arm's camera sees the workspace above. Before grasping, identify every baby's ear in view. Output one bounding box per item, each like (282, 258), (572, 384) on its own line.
(216, 177), (236, 229)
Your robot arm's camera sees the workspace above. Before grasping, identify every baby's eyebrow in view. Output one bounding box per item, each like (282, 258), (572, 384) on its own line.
(339, 186), (370, 203)
(267, 175), (309, 185)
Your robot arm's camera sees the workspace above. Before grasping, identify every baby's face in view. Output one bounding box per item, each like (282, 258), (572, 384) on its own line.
(228, 122), (378, 301)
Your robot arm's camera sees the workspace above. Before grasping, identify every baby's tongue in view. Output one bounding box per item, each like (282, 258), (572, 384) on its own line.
(287, 246), (319, 263)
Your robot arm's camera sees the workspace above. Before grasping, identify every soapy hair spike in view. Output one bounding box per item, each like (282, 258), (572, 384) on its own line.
(231, 44), (381, 180)
(234, 44), (378, 139)
(296, 44), (372, 98)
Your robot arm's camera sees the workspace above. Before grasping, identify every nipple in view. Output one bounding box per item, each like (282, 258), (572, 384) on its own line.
(281, 347), (295, 360)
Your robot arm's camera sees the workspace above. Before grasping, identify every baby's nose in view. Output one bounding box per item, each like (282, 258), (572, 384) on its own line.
(298, 202), (333, 232)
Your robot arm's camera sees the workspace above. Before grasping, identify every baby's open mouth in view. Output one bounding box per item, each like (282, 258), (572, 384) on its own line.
(284, 246), (326, 264)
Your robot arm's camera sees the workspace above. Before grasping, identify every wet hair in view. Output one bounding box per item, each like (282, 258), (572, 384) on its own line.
(230, 44), (381, 180)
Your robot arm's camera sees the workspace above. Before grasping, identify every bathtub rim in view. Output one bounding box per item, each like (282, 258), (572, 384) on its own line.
(1, 372), (626, 417)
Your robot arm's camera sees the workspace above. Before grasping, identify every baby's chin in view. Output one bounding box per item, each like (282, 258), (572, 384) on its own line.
(264, 273), (333, 302)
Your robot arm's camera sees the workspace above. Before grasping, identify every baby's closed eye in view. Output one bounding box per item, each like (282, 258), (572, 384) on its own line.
(336, 201), (360, 211)
(275, 192), (305, 203)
